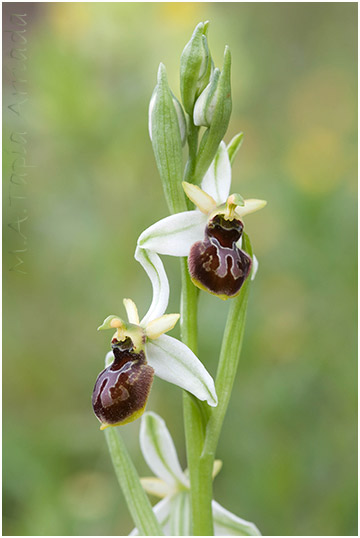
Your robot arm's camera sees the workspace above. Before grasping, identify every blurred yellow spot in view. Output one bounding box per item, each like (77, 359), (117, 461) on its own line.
(49, 3), (91, 39)
(160, 3), (201, 26)
(284, 127), (347, 194)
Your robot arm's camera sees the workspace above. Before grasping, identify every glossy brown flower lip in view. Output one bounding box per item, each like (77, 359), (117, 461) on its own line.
(92, 338), (154, 429)
(188, 214), (252, 300)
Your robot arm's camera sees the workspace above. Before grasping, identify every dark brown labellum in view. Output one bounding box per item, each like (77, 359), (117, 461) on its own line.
(188, 214), (252, 299)
(92, 337), (154, 428)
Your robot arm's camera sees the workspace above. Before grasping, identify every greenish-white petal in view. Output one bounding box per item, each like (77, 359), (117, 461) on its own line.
(234, 199), (267, 218)
(201, 141), (232, 205)
(140, 412), (188, 487)
(145, 335), (218, 407)
(170, 492), (191, 536)
(213, 500), (262, 536)
(138, 211), (207, 257)
(134, 247), (169, 327)
(129, 496), (172, 536)
(123, 298), (140, 325)
(212, 459), (223, 479)
(145, 313), (180, 340)
(251, 253), (258, 281)
(227, 132), (244, 166)
(182, 181), (217, 214)
(140, 477), (175, 498)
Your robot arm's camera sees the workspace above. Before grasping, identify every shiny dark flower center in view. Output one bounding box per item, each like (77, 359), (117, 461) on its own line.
(188, 214), (252, 299)
(92, 337), (154, 427)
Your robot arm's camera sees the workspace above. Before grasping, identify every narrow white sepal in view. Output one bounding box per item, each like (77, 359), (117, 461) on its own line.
(140, 477), (175, 498)
(140, 412), (188, 487)
(182, 181), (217, 214)
(129, 496), (172, 536)
(138, 211), (207, 257)
(201, 141), (232, 205)
(145, 334), (218, 407)
(234, 199), (267, 218)
(134, 247), (169, 327)
(251, 253), (259, 281)
(145, 313), (180, 340)
(212, 500), (262, 536)
(123, 298), (140, 325)
(170, 492), (191, 536)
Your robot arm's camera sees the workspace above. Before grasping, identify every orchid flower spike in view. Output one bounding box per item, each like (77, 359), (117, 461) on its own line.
(92, 248), (217, 430)
(130, 412), (262, 536)
(138, 141), (267, 300)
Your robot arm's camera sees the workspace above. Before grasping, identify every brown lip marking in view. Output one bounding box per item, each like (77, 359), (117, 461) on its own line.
(92, 340), (154, 426)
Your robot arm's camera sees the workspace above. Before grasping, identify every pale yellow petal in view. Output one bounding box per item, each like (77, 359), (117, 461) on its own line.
(145, 314), (180, 340)
(212, 459), (223, 479)
(140, 477), (175, 498)
(182, 181), (217, 214)
(235, 199), (267, 218)
(123, 298), (140, 325)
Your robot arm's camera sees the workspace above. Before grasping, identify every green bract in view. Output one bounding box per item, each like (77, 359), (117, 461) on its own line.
(193, 46), (232, 184)
(180, 21), (212, 115)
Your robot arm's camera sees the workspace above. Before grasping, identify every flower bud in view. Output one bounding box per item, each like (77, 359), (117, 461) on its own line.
(193, 68), (220, 127)
(92, 337), (154, 429)
(188, 213), (252, 300)
(193, 46), (232, 184)
(180, 21), (212, 115)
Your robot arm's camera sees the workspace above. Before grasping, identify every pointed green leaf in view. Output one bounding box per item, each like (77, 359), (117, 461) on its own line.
(227, 133), (244, 165)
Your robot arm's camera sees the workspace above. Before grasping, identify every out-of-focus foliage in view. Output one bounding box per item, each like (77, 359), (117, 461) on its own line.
(3, 3), (357, 536)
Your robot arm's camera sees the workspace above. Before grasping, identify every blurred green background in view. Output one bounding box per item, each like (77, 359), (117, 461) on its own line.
(3, 2), (357, 536)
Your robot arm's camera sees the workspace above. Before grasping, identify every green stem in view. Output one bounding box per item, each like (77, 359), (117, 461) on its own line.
(202, 279), (250, 460)
(104, 428), (163, 536)
(181, 258), (214, 535)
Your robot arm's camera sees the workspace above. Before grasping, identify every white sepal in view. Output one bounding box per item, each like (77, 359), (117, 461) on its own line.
(140, 412), (188, 487)
(201, 141), (232, 205)
(137, 211), (207, 257)
(145, 334), (218, 407)
(135, 247), (169, 327)
(234, 199), (267, 218)
(129, 496), (172, 536)
(212, 500), (262, 536)
(145, 314), (180, 340)
(170, 492), (191, 536)
(251, 253), (259, 281)
(140, 477), (175, 498)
